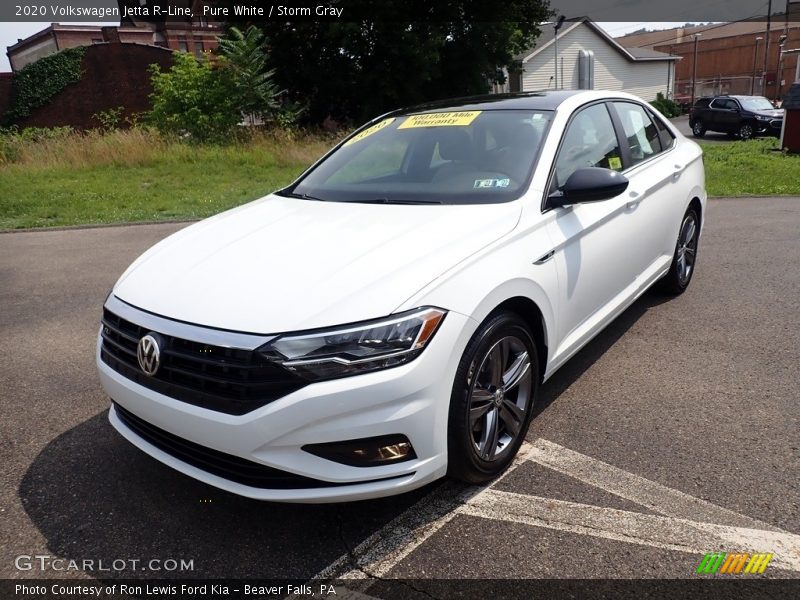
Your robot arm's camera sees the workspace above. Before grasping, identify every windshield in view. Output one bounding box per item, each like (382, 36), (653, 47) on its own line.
(739, 97), (775, 111)
(282, 109), (553, 204)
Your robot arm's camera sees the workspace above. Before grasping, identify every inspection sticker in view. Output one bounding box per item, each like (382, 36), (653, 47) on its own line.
(343, 118), (395, 146)
(474, 178), (511, 189)
(608, 156), (622, 170)
(398, 111), (481, 129)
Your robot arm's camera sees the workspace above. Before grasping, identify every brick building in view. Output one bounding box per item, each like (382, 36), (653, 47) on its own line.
(617, 19), (800, 103)
(6, 0), (222, 72)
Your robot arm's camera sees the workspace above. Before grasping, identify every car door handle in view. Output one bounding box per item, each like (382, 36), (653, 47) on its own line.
(626, 190), (641, 210)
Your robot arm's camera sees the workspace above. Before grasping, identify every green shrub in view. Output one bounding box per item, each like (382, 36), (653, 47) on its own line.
(3, 47), (86, 124)
(651, 92), (682, 118)
(92, 106), (125, 132)
(147, 52), (241, 143)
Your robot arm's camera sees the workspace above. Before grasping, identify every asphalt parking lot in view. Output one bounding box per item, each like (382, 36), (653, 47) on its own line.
(1, 198), (799, 589)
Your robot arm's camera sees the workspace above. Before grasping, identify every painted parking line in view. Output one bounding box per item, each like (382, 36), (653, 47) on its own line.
(528, 439), (784, 532)
(461, 489), (800, 572)
(317, 443), (538, 583)
(298, 438), (795, 595)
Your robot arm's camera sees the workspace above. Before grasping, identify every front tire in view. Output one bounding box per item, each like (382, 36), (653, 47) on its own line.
(658, 207), (700, 295)
(692, 120), (706, 137)
(447, 311), (539, 484)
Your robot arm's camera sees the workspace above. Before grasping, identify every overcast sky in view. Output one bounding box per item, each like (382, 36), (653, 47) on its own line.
(0, 21), (697, 73)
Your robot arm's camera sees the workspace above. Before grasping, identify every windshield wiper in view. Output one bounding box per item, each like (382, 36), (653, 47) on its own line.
(282, 191), (328, 202)
(351, 198), (443, 205)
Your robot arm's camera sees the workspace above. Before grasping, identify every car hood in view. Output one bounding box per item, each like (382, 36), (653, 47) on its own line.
(113, 194), (521, 333)
(752, 108), (784, 118)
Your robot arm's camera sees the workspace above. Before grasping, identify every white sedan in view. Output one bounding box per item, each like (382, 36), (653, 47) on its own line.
(98, 90), (706, 502)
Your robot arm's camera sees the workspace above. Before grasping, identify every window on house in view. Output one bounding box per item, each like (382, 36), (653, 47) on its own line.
(178, 37), (189, 52)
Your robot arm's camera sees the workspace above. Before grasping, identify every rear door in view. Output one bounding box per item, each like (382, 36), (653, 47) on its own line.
(609, 101), (686, 279)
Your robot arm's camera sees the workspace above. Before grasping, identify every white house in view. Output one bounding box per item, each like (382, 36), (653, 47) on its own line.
(511, 18), (679, 101)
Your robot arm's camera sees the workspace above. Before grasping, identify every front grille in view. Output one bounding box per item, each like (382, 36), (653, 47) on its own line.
(113, 403), (342, 489)
(769, 119), (782, 130)
(101, 309), (306, 415)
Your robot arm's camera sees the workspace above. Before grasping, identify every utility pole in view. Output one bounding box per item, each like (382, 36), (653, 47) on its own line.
(554, 16), (566, 89)
(777, 34), (788, 100)
(691, 33), (701, 107)
(763, 0), (772, 96)
(752, 36), (763, 94)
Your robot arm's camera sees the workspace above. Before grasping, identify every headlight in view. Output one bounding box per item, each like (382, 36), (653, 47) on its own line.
(755, 115), (769, 120)
(258, 307), (447, 381)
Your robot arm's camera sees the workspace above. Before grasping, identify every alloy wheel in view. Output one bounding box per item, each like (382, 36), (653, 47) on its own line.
(739, 123), (753, 140)
(467, 335), (532, 462)
(676, 213), (698, 285)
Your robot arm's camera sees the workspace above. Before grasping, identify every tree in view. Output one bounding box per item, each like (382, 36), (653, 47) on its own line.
(217, 26), (282, 125)
(253, 0), (551, 123)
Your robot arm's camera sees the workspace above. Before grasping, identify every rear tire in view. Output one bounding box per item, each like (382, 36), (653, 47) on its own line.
(658, 207), (700, 295)
(692, 120), (706, 137)
(447, 311), (539, 484)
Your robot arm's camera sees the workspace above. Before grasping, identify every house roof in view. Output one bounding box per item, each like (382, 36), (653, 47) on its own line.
(616, 19), (798, 50)
(516, 17), (679, 64)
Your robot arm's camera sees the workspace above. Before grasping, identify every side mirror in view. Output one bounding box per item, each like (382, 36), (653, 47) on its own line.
(548, 167), (629, 208)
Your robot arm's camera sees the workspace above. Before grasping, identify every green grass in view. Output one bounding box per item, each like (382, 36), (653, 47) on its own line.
(0, 129), (334, 230)
(1, 130), (798, 230)
(700, 138), (800, 197)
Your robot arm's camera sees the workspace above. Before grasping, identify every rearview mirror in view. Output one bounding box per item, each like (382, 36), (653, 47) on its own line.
(548, 167), (629, 208)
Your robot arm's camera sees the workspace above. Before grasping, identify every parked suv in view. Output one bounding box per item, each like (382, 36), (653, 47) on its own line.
(689, 95), (783, 140)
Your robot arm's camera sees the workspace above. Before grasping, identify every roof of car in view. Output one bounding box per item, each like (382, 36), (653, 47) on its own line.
(390, 91), (588, 116)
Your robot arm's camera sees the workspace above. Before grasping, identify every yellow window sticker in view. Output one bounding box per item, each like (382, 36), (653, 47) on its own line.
(343, 118), (395, 146)
(398, 111), (481, 129)
(608, 156), (622, 170)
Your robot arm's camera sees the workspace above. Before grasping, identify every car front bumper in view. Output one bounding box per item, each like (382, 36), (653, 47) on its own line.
(97, 310), (475, 502)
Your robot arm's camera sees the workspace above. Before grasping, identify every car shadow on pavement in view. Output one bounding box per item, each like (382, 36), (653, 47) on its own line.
(17, 290), (670, 580)
(534, 289), (673, 415)
(17, 410), (440, 579)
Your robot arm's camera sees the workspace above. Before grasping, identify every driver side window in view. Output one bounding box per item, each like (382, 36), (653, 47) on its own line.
(550, 103), (622, 194)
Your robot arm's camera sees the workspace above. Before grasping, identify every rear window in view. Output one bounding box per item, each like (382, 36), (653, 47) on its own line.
(283, 109), (553, 205)
(648, 109), (676, 151)
(694, 98), (711, 108)
(613, 102), (662, 165)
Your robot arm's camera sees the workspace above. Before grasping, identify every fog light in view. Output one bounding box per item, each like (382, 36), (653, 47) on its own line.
(303, 435), (416, 467)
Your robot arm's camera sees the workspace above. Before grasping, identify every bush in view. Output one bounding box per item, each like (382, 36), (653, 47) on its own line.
(92, 106), (125, 132)
(147, 27), (304, 142)
(651, 92), (682, 118)
(147, 52), (241, 143)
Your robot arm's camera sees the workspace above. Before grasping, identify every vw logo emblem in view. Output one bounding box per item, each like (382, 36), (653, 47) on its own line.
(137, 333), (161, 376)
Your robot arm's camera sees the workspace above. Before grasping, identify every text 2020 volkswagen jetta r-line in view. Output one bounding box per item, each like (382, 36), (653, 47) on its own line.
(98, 90), (706, 502)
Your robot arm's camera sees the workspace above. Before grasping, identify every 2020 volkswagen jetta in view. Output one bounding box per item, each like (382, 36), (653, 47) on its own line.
(98, 90), (706, 502)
